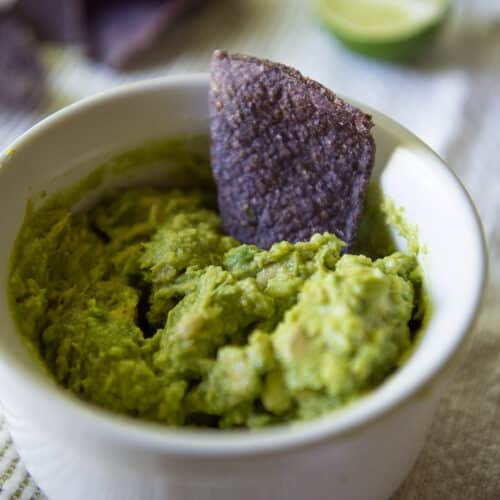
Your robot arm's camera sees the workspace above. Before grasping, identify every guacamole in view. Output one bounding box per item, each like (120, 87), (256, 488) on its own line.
(9, 159), (424, 429)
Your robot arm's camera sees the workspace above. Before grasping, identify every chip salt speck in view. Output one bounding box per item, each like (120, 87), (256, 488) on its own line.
(209, 51), (375, 250)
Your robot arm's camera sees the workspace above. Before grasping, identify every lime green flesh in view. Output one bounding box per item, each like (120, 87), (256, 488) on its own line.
(316, 0), (452, 60)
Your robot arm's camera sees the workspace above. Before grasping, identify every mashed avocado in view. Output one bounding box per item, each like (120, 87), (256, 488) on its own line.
(8, 149), (425, 429)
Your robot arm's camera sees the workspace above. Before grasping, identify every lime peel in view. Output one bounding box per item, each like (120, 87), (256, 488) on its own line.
(316, 0), (452, 59)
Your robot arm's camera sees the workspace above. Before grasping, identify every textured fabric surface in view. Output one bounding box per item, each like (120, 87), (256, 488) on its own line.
(0, 1), (499, 498)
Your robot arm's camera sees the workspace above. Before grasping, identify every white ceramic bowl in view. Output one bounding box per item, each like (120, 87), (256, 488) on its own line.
(0, 75), (486, 500)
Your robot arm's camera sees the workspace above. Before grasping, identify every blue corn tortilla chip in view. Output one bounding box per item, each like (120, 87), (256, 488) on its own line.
(15, 0), (87, 43)
(0, 14), (45, 109)
(0, 0), (207, 108)
(16, 0), (206, 67)
(210, 50), (375, 250)
(87, 0), (206, 68)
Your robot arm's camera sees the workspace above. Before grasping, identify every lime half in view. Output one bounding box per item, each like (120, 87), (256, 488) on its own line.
(316, 0), (452, 60)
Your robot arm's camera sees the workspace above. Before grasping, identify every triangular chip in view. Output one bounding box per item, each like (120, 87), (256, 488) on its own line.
(0, 15), (44, 109)
(210, 51), (375, 250)
(89, 0), (201, 67)
(16, 0), (206, 68)
(87, 0), (203, 67)
(16, 0), (86, 43)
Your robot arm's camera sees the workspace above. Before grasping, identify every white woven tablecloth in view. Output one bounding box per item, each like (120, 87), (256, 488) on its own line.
(1, 1), (499, 498)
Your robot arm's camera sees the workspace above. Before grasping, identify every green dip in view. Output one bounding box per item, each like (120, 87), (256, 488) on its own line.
(8, 139), (425, 429)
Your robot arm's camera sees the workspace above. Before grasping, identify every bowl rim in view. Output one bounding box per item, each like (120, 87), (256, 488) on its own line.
(0, 73), (488, 458)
